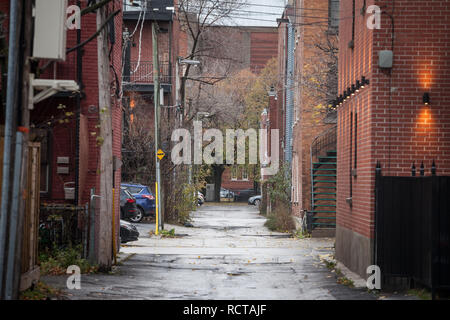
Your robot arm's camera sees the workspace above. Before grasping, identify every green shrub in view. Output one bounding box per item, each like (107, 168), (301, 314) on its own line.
(39, 245), (97, 275)
(263, 165), (295, 232)
(20, 282), (62, 300)
(264, 200), (296, 232)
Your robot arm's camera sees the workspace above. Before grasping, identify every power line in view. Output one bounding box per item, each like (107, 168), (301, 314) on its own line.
(177, 4), (333, 19)
(179, 0), (332, 13)
(174, 5), (352, 25)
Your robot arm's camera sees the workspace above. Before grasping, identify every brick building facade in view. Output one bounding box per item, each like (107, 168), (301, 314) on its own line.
(290, 0), (338, 229)
(30, 0), (124, 266)
(336, 0), (450, 278)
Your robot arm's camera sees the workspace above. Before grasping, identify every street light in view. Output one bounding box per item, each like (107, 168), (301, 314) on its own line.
(196, 112), (210, 121)
(179, 58), (201, 66)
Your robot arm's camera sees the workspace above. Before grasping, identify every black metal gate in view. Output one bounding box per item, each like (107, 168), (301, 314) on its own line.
(375, 164), (450, 298)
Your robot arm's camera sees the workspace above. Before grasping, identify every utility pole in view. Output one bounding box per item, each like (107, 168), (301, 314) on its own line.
(97, 4), (113, 271)
(152, 22), (163, 230)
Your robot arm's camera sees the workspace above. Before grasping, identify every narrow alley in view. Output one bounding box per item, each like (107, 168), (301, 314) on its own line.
(42, 204), (375, 300)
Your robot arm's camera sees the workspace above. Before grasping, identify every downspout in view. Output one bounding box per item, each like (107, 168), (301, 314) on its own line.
(75, 0), (82, 206)
(0, 0), (21, 297)
(285, 22), (295, 166)
(5, 131), (23, 299)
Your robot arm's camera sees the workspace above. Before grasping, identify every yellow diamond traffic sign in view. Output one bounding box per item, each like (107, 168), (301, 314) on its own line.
(157, 149), (165, 160)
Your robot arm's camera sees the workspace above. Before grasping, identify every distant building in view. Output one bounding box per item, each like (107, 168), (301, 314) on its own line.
(289, 0), (339, 235)
(215, 26), (279, 198)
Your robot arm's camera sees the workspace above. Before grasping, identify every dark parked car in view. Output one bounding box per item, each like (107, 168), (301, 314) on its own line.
(248, 195), (262, 206)
(120, 220), (139, 243)
(233, 189), (257, 202)
(120, 187), (139, 221)
(121, 183), (156, 223)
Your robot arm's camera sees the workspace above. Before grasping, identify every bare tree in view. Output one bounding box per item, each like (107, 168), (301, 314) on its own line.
(177, 0), (248, 121)
(298, 25), (339, 119)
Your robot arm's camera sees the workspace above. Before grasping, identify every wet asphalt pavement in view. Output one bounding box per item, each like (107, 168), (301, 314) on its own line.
(42, 203), (378, 300)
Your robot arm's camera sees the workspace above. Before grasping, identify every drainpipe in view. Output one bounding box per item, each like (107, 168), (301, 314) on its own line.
(5, 131), (23, 299)
(284, 22), (295, 167)
(75, 0), (82, 206)
(0, 0), (22, 298)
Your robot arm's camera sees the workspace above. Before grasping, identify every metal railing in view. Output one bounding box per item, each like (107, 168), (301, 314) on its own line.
(124, 61), (171, 85)
(311, 125), (337, 158)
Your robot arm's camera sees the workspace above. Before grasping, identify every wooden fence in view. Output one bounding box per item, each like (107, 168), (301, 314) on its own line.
(19, 142), (41, 291)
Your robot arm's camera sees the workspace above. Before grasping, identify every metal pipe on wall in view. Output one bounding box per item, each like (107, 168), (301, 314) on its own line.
(0, 0), (22, 298)
(4, 131), (23, 299)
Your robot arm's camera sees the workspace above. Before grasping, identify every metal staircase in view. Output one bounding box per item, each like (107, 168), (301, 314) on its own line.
(308, 126), (337, 233)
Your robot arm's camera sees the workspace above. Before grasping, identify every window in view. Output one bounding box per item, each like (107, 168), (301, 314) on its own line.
(126, 186), (143, 194)
(292, 155), (299, 203)
(349, 112), (353, 199)
(34, 129), (50, 195)
(231, 167), (238, 181)
(242, 168), (249, 181)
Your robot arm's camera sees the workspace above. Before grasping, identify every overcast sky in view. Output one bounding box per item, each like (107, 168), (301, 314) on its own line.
(223, 0), (287, 27)
(124, 0), (287, 27)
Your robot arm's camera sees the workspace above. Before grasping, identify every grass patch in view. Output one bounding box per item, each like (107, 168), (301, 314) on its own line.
(149, 228), (179, 238)
(324, 259), (336, 270)
(292, 229), (311, 239)
(20, 281), (63, 300)
(408, 288), (431, 300)
(337, 275), (355, 288)
(39, 245), (98, 275)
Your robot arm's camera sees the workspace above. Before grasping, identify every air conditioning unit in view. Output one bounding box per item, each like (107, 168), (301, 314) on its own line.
(33, 0), (68, 61)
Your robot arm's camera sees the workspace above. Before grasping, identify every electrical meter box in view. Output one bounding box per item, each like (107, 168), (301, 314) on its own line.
(33, 0), (68, 61)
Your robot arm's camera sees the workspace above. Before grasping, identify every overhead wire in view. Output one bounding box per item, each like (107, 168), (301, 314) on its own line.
(131, 1), (147, 73)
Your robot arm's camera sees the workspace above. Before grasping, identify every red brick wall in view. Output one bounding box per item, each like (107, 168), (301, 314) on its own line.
(32, 1), (124, 217)
(337, 0), (375, 240)
(250, 31), (278, 74)
(336, 0), (450, 276)
(221, 166), (254, 191)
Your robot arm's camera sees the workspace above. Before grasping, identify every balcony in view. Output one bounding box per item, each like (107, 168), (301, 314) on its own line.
(123, 0), (174, 21)
(123, 61), (171, 93)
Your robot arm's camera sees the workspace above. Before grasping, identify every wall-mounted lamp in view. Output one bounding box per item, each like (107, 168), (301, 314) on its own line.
(335, 76), (370, 108)
(423, 92), (430, 105)
(361, 76), (369, 88)
(355, 80), (361, 92)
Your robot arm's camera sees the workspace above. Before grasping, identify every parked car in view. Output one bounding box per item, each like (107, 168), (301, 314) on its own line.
(220, 188), (235, 199)
(120, 219), (139, 243)
(119, 187), (139, 221)
(121, 183), (156, 223)
(248, 195), (262, 207)
(198, 192), (205, 206)
(234, 189), (257, 202)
